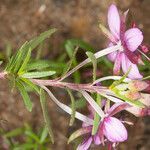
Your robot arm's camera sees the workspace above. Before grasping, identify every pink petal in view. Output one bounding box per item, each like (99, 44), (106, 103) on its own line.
(107, 42), (118, 62)
(103, 117), (128, 142)
(77, 137), (93, 150)
(121, 54), (143, 79)
(113, 52), (122, 75)
(107, 51), (118, 62)
(107, 102), (130, 117)
(93, 135), (101, 145)
(108, 4), (121, 40)
(124, 28), (143, 52)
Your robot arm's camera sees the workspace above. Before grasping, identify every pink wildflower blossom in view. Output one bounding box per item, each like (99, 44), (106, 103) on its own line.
(98, 102), (128, 145)
(77, 103), (128, 150)
(107, 4), (144, 79)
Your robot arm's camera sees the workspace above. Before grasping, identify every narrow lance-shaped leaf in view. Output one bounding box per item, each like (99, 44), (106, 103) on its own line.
(18, 48), (31, 74)
(25, 130), (40, 143)
(27, 28), (57, 51)
(92, 94), (101, 135)
(68, 127), (91, 144)
(6, 41), (28, 72)
(62, 46), (79, 78)
(67, 89), (76, 126)
(26, 60), (66, 72)
(6, 43), (12, 61)
(20, 78), (40, 94)
(13, 43), (30, 73)
(36, 42), (44, 60)
(20, 71), (56, 79)
(86, 51), (97, 82)
(40, 126), (48, 144)
(40, 89), (54, 143)
(16, 80), (33, 112)
(64, 40), (80, 83)
(4, 127), (24, 138)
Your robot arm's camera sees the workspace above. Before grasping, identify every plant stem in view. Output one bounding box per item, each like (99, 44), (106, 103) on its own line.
(31, 79), (108, 94)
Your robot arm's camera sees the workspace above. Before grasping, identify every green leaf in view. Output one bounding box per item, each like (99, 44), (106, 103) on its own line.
(20, 71), (56, 78)
(35, 43), (44, 60)
(67, 89), (76, 126)
(65, 40), (74, 58)
(13, 144), (37, 150)
(68, 127), (91, 144)
(62, 46), (79, 78)
(6, 42), (28, 73)
(73, 98), (86, 109)
(16, 80), (33, 112)
(40, 89), (54, 143)
(25, 130), (40, 143)
(20, 78), (40, 94)
(6, 43), (12, 60)
(27, 28), (57, 51)
(86, 51), (97, 82)
(64, 41), (80, 83)
(18, 48), (31, 73)
(92, 94), (101, 135)
(4, 127), (24, 138)
(40, 126), (48, 144)
(26, 60), (66, 72)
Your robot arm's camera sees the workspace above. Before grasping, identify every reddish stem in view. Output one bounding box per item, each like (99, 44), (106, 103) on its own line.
(31, 79), (109, 94)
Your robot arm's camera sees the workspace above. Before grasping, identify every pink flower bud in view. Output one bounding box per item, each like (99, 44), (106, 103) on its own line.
(128, 80), (149, 92)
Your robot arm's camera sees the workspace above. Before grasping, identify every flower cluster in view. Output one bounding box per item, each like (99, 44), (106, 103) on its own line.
(75, 103), (128, 150)
(106, 4), (148, 79)
(67, 4), (150, 150)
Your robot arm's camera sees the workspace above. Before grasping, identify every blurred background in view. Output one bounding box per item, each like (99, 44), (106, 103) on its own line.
(0, 0), (149, 149)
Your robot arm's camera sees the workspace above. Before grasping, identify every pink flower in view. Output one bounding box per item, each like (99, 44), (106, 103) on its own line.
(98, 102), (128, 145)
(75, 103), (129, 150)
(107, 4), (143, 79)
